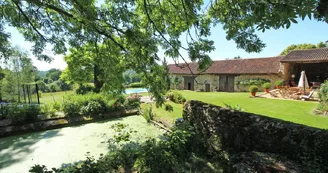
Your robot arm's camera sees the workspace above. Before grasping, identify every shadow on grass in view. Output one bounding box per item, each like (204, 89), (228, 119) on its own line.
(0, 129), (62, 169)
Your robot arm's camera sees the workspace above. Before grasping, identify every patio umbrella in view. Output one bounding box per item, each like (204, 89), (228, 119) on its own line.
(298, 71), (309, 94)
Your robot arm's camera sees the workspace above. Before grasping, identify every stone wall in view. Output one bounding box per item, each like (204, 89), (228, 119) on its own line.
(183, 100), (328, 172)
(170, 75), (184, 90)
(194, 75), (219, 91)
(234, 74), (283, 92)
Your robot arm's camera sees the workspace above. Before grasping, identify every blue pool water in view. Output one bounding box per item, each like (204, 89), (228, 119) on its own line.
(125, 88), (148, 94)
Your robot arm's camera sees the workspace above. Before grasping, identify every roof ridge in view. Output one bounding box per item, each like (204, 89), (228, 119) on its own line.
(168, 56), (284, 65)
(212, 56), (284, 62)
(289, 47), (328, 52)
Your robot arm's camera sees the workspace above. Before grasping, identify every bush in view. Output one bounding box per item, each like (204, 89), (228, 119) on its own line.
(75, 84), (95, 95)
(62, 100), (80, 117)
(262, 82), (271, 89)
(318, 81), (328, 114)
(165, 104), (174, 112)
(167, 91), (186, 104)
(249, 85), (259, 93)
(47, 82), (61, 92)
(6, 104), (41, 124)
(275, 80), (283, 86)
(62, 93), (126, 116)
(124, 94), (141, 109)
(142, 106), (153, 123)
(237, 78), (270, 85)
(81, 101), (105, 115)
(128, 82), (144, 88)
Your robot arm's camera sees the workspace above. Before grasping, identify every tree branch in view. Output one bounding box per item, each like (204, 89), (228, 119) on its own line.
(12, 0), (47, 41)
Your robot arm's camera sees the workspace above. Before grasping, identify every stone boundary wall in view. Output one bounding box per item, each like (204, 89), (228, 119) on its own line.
(183, 100), (328, 172)
(0, 109), (138, 137)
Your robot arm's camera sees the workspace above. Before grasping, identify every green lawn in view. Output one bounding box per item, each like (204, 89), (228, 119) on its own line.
(40, 91), (73, 104)
(148, 91), (328, 129)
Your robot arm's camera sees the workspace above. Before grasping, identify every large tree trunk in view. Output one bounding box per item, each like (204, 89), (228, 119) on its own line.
(93, 63), (104, 93)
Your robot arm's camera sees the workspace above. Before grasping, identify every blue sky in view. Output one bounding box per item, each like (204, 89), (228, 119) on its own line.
(6, 17), (328, 71)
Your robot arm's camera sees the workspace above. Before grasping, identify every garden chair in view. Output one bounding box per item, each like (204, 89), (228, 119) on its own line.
(300, 90), (315, 100)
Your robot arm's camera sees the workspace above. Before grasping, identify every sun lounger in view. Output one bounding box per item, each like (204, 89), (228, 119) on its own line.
(300, 90), (315, 100)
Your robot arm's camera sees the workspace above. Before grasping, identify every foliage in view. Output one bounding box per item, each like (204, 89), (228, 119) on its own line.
(1, 104), (41, 124)
(127, 82), (144, 88)
(237, 78), (270, 85)
(124, 94), (141, 109)
(124, 70), (141, 84)
(75, 84), (95, 95)
(164, 104), (174, 112)
(318, 81), (328, 114)
(47, 82), (61, 92)
(167, 91), (186, 104)
(62, 93), (125, 117)
(142, 106), (153, 123)
(280, 42), (327, 55)
(1, 47), (37, 102)
(224, 103), (245, 112)
(262, 82), (271, 89)
(209, 0), (327, 53)
(62, 100), (81, 117)
(249, 85), (259, 93)
(171, 76), (182, 90)
(81, 100), (105, 115)
(275, 80), (283, 86)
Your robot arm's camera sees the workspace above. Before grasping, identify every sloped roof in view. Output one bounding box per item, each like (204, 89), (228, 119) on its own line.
(168, 56), (283, 75)
(280, 48), (328, 63)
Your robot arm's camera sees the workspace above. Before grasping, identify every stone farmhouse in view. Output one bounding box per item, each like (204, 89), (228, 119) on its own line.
(168, 48), (328, 92)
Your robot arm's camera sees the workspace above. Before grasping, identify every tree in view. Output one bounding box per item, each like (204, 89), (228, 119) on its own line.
(61, 42), (125, 92)
(45, 68), (62, 81)
(1, 0), (328, 105)
(0, 67), (5, 102)
(280, 42), (328, 55)
(2, 47), (36, 102)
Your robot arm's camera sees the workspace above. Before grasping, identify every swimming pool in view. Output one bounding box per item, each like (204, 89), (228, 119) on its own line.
(125, 88), (148, 94)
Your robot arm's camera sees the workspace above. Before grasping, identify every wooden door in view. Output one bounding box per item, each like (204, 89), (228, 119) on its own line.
(227, 75), (235, 92)
(205, 83), (210, 92)
(219, 75), (235, 92)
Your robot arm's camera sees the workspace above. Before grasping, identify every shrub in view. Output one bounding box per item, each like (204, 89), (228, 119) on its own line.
(8, 104), (41, 124)
(262, 82), (271, 89)
(38, 91), (42, 98)
(62, 93), (125, 116)
(275, 80), (283, 86)
(124, 94), (141, 109)
(237, 78), (270, 85)
(75, 84), (95, 95)
(224, 103), (245, 112)
(47, 82), (61, 92)
(142, 106), (153, 123)
(81, 101), (105, 115)
(165, 104), (174, 112)
(62, 100), (80, 117)
(318, 81), (328, 114)
(167, 91), (186, 104)
(249, 85), (259, 93)
(128, 82), (144, 88)
(52, 102), (62, 111)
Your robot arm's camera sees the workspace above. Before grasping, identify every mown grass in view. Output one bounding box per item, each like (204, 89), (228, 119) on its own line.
(40, 91), (73, 104)
(147, 90), (328, 129)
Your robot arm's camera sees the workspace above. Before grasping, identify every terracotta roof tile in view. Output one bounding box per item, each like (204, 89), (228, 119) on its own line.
(280, 48), (328, 63)
(168, 56), (283, 75)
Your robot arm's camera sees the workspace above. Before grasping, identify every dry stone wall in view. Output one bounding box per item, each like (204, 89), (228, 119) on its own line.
(183, 100), (328, 172)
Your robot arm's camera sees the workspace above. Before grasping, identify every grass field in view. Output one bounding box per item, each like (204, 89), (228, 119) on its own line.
(148, 91), (328, 129)
(39, 90), (327, 129)
(40, 91), (73, 104)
